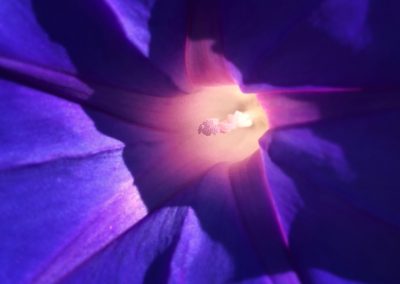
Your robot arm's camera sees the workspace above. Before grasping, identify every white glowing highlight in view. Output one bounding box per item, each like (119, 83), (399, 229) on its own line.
(173, 85), (268, 163)
(198, 111), (253, 136)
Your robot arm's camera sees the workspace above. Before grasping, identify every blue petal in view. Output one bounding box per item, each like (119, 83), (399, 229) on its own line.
(0, 79), (148, 283)
(260, 109), (400, 283)
(0, 0), (181, 95)
(213, 0), (400, 89)
(2, 1), (399, 283)
(59, 163), (300, 283)
(103, 0), (190, 89)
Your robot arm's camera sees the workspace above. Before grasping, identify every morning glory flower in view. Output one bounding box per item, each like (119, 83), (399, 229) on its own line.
(1, 1), (400, 284)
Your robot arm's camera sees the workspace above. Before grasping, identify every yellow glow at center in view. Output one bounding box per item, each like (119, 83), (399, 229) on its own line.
(177, 85), (269, 164)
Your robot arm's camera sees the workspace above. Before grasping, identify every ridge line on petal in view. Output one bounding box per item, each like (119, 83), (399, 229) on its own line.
(0, 146), (124, 173)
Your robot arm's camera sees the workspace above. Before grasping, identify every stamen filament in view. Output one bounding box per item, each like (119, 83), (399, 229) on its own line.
(198, 111), (253, 136)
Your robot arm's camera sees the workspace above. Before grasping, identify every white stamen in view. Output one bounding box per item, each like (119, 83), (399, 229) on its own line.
(198, 111), (253, 136)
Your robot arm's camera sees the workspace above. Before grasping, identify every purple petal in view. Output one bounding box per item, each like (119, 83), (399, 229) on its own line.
(0, 2), (75, 72)
(0, 0), (180, 95)
(257, 89), (400, 128)
(2, 1), (399, 283)
(260, 109), (400, 283)
(0, 79), (147, 283)
(213, 0), (400, 90)
(60, 162), (299, 283)
(103, 0), (190, 90)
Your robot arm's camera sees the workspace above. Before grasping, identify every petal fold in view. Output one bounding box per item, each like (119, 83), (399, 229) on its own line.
(260, 109), (400, 283)
(216, 0), (400, 90)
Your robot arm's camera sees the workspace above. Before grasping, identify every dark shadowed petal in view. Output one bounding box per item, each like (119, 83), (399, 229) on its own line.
(260, 109), (400, 283)
(102, 0), (190, 90)
(208, 0), (400, 90)
(0, 0), (181, 95)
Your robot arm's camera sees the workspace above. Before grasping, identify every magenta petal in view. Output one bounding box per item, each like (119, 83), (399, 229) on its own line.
(260, 109), (400, 283)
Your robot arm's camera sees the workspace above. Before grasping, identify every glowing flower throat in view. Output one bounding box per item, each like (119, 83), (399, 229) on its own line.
(174, 85), (268, 163)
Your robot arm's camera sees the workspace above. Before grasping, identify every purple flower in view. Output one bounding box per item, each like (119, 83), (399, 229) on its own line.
(1, 1), (400, 283)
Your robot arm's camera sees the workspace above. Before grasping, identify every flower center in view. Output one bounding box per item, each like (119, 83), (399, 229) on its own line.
(198, 111), (253, 136)
(177, 85), (269, 164)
